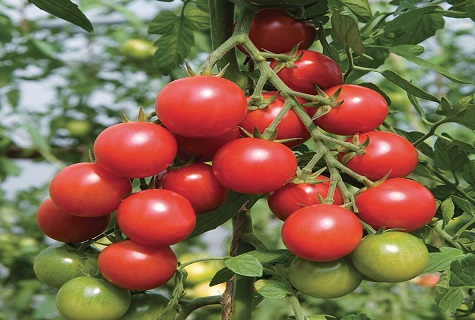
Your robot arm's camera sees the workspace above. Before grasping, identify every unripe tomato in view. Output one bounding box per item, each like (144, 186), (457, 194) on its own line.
(120, 39), (155, 61)
(119, 292), (174, 320)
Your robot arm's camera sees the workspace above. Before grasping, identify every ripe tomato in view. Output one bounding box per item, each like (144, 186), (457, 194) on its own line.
(269, 50), (343, 94)
(351, 232), (429, 282)
(36, 197), (111, 243)
(56, 276), (131, 320)
(155, 76), (247, 138)
(93, 121), (177, 178)
(355, 178), (437, 232)
(268, 175), (344, 221)
(281, 204), (362, 261)
(242, 8), (316, 54)
(240, 92), (311, 147)
(33, 244), (98, 288)
(98, 240), (177, 291)
(212, 138), (297, 194)
(49, 162), (132, 217)
(159, 163), (229, 214)
(339, 131), (418, 181)
(289, 257), (363, 299)
(116, 189), (196, 246)
(173, 128), (240, 162)
(315, 85), (389, 136)
(119, 292), (174, 320)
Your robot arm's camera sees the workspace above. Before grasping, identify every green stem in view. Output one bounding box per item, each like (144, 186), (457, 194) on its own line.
(288, 294), (306, 320)
(432, 221), (463, 250)
(413, 118), (448, 147)
(176, 296), (223, 320)
(178, 257), (229, 270)
(343, 45), (355, 81)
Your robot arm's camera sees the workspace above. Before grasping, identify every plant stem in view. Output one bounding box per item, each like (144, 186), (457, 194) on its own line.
(176, 295), (223, 320)
(288, 294), (306, 320)
(412, 118), (448, 147)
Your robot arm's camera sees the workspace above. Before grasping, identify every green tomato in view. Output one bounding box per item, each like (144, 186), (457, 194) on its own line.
(65, 119), (92, 137)
(34, 244), (98, 288)
(119, 292), (174, 320)
(351, 232), (429, 283)
(288, 257), (362, 299)
(56, 276), (131, 320)
(120, 39), (155, 60)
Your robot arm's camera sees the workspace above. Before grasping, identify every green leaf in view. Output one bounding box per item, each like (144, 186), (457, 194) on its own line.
(451, 195), (475, 215)
(389, 46), (473, 84)
(148, 11), (178, 35)
(246, 249), (293, 264)
(380, 70), (440, 102)
(440, 197), (455, 228)
(27, 0), (93, 32)
(435, 269), (464, 313)
(185, 8), (210, 30)
(423, 247), (465, 273)
(437, 94), (475, 130)
(209, 267), (235, 286)
(6, 88), (20, 108)
(341, 315), (371, 320)
(225, 254), (263, 277)
(449, 253), (475, 287)
(434, 138), (470, 173)
(339, 0), (372, 22)
(330, 8), (365, 55)
(463, 161), (475, 187)
(254, 280), (290, 299)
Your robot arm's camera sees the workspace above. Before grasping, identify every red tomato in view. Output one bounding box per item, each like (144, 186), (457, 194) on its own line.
(173, 128), (240, 162)
(116, 189), (196, 246)
(269, 50), (343, 94)
(93, 121), (177, 178)
(315, 85), (389, 136)
(241, 8), (316, 54)
(212, 138), (297, 194)
(155, 76), (247, 138)
(268, 175), (344, 221)
(49, 163), (132, 217)
(355, 178), (437, 232)
(159, 163), (229, 214)
(281, 204), (362, 262)
(240, 92), (311, 147)
(36, 198), (111, 243)
(339, 131), (418, 181)
(98, 240), (177, 291)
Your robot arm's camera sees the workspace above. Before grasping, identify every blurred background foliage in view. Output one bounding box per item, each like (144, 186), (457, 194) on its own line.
(0, 0), (474, 319)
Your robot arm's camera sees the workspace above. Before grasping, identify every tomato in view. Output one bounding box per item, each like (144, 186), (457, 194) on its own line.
(116, 189), (196, 246)
(339, 131), (418, 181)
(33, 244), (98, 288)
(56, 276), (131, 320)
(315, 85), (389, 136)
(98, 240), (177, 291)
(159, 163), (229, 214)
(155, 76), (247, 138)
(49, 163), (132, 217)
(36, 197), (111, 243)
(289, 257), (363, 299)
(355, 178), (437, 232)
(119, 292), (174, 320)
(268, 174), (344, 221)
(241, 8), (316, 54)
(240, 92), (311, 147)
(65, 119), (92, 136)
(350, 232), (429, 282)
(93, 121), (177, 178)
(269, 50), (343, 94)
(411, 273), (440, 288)
(212, 138), (297, 194)
(173, 128), (240, 162)
(179, 252), (224, 284)
(281, 204), (362, 262)
(120, 39), (155, 61)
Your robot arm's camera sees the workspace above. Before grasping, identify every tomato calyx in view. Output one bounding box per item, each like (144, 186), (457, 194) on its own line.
(247, 91), (280, 111)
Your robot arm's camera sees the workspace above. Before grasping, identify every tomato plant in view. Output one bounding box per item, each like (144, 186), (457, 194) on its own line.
(281, 204), (362, 261)
(212, 137), (297, 194)
(355, 178), (437, 232)
(119, 292), (174, 320)
(98, 240), (177, 291)
(116, 189), (196, 247)
(351, 232), (429, 283)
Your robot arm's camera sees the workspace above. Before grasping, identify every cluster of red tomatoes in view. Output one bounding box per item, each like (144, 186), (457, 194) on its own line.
(33, 7), (439, 319)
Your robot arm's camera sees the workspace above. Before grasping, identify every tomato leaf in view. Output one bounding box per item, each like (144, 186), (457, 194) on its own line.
(462, 161), (475, 188)
(380, 70), (440, 103)
(337, 0), (372, 22)
(209, 267), (235, 287)
(27, 0), (93, 32)
(435, 269), (464, 313)
(330, 8), (365, 55)
(451, 195), (475, 215)
(423, 247), (465, 273)
(448, 253), (475, 287)
(225, 254), (263, 277)
(437, 94), (475, 130)
(440, 198), (455, 228)
(434, 138), (470, 173)
(254, 280), (290, 299)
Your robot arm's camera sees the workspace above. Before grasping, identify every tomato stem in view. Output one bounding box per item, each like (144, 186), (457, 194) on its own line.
(288, 294), (306, 320)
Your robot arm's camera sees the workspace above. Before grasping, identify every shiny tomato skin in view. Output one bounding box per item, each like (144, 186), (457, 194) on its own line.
(98, 240), (177, 291)
(36, 197), (111, 243)
(355, 178), (437, 232)
(212, 138), (297, 194)
(244, 8), (316, 54)
(159, 163), (229, 214)
(270, 50), (343, 94)
(173, 128), (240, 162)
(116, 189), (196, 247)
(155, 76), (247, 138)
(240, 92), (311, 147)
(93, 121), (177, 179)
(315, 85), (389, 136)
(268, 175), (344, 221)
(339, 131), (418, 181)
(49, 163), (132, 217)
(281, 204), (362, 262)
